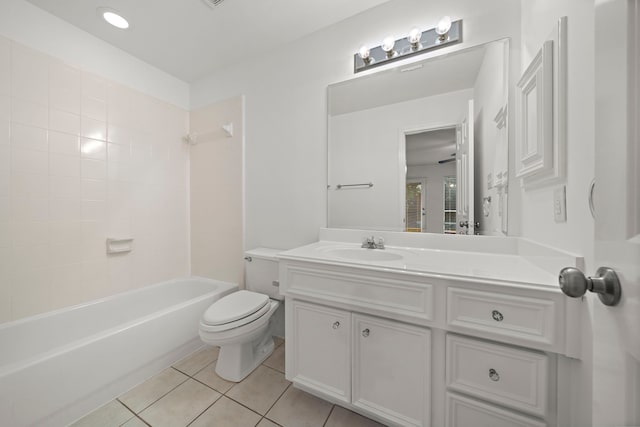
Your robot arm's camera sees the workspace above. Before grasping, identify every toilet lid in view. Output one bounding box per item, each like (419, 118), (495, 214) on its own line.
(202, 290), (269, 326)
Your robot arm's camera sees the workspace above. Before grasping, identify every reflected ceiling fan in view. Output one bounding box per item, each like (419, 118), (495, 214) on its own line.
(438, 153), (456, 164)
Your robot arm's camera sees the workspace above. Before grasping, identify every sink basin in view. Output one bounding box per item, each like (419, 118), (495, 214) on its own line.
(324, 247), (404, 262)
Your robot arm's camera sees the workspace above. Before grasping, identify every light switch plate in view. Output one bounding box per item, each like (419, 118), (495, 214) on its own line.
(554, 185), (567, 222)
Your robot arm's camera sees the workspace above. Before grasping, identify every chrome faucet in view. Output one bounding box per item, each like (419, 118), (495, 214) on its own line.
(361, 236), (385, 249)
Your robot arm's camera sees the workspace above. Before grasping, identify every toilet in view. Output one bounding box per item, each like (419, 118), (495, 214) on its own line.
(199, 248), (282, 382)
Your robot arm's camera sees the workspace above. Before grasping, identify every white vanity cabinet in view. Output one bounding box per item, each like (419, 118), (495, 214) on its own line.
(279, 241), (581, 427)
(289, 300), (431, 427)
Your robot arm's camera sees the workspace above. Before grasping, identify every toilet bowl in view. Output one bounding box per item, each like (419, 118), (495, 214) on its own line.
(198, 248), (283, 382)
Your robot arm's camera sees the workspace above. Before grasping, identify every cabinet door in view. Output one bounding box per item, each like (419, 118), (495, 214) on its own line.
(353, 313), (431, 427)
(290, 301), (351, 403)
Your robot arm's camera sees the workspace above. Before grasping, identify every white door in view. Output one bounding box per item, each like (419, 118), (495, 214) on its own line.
(456, 100), (475, 235)
(593, 0), (640, 425)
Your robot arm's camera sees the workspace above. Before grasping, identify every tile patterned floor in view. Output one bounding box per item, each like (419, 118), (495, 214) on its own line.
(71, 338), (385, 427)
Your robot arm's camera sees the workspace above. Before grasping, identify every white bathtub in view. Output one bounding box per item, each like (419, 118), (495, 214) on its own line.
(0, 277), (237, 427)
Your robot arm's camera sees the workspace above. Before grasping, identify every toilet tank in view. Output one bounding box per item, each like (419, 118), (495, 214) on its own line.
(244, 248), (283, 300)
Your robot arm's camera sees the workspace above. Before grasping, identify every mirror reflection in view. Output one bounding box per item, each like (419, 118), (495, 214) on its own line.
(328, 39), (510, 236)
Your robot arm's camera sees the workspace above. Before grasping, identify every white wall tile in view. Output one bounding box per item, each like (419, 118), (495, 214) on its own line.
(50, 153), (80, 177)
(50, 264), (85, 309)
(81, 117), (106, 141)
(49, 220), (82, 243)
(107, 124), (132, 145)
(49, 246), (82, 268)
(49, 62), (81, 114)
(11, 243), (50, 270)
(10, 197), (47, 222)
(0, 196), (8, 222)
(11, 122), (47, 151)
(81, 200), (105, 222)
(82, 73), (107, 101)
(49, 130), (79, 156)
(11, 43), (48, 106)
(81, 178), (107, 201)
(49, 108), (80, 135)
(49, 198), (80, 221)
(81, 158), (106, 180)
(0, 145), (9, 174)
(10, 268), (51, 319)
(0, 97), (9, 121)
(0, 120), (9, 145)
(80, 138), (106, 160)
(49, 175), (80, 199)
(81, 259), (108, 300)
(12, 98), (48, 128)
(11, 147), (48, 174)
(0, 37), (9, 97)
(10, 173), (48, 197)
(0, 174), (8, 198)
(10, 221), (48, 246)
(108, 162), (133, 182)
(107, 142), (130, 163)
(82, 96), (106, 122)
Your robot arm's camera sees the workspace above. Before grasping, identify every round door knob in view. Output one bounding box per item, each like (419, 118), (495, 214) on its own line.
(558, 266), (622, 306)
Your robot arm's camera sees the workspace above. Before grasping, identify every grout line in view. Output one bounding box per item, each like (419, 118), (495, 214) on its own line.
(185, 392), (223, 427)
(322, 404), (336, 427)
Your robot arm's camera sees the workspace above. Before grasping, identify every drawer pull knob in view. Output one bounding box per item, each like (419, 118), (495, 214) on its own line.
(491, 310), (504, 322)
(332, 321), (340, 329)
(489, 368), (500, 381)
(362, 328), (370, 337)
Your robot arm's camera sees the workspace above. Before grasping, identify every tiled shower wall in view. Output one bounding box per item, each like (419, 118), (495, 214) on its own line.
(0, 36), (190, 323)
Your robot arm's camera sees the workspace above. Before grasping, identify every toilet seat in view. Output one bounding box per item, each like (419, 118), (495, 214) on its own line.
(201, 290), (270, 332)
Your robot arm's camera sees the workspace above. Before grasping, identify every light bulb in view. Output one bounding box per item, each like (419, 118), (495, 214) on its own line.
(407, 28), (422, 47)
(381, 36), (395, 57)
(358, 45), (370, 61)
(102, 10), (129, 29)
(435, 16), (452, 41)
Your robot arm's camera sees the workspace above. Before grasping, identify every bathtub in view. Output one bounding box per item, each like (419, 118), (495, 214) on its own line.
(0, 277), (237, 427)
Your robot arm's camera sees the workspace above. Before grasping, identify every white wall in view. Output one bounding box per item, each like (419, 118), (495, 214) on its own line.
(520, 2), (596, 426)
(191, 0), (522, 250)
(190, 97), (245, 286)
(0, 37), (190, 323)
(0, 0), (189, 109)
(473, 41), (509, 236)
(329, 89), (472, 230)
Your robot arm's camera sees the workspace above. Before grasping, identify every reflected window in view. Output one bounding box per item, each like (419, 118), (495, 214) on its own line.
(444, 176), (457, 234)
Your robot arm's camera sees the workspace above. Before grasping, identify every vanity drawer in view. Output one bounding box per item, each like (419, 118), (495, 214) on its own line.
(446, 335), (548, 417)
(446, 288), (556, 346)
(283, 264), (433, 322)
(446, 393), (547, 427)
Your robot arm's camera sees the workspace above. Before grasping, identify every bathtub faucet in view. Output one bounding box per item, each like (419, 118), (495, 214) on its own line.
(361, 236), (385, 249)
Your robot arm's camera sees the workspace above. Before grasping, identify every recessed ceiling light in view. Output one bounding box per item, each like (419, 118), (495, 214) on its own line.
(99, 8), (129, 29)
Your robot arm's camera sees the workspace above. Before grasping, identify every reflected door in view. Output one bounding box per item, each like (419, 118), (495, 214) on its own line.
(406, 180), (425, 232)
(456, 100), (475, 234)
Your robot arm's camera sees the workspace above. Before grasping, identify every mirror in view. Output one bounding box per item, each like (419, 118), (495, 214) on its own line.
(328, 39), (510, 236)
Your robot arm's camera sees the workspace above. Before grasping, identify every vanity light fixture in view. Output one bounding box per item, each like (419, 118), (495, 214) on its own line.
(99, 8), (130, 29)
(354, 16), (462, 73)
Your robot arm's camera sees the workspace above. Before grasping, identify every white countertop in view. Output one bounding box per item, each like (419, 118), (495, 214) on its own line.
(277, 240), (580, 288)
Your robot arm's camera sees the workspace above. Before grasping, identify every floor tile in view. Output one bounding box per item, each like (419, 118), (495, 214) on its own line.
(138, 379), (221, 427)
(257, 418), (281, 427)
(118, 367), (188, 413)
(189, 396), (262, 427)
(70, 400), (133, 427)
(325, 405), (386, 427)
(193, 360), (235, 394)
(225, 365), (291, 415)
(120, 416), (149, 427)
(267, 386), (333, 427)
(263, 343), (285, 373)
(172, 345), (220, 376)
(274, 336), (284, 348)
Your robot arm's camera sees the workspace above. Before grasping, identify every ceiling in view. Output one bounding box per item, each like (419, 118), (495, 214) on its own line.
(406, 127), (457, 166)
(24, 0), (390, 82)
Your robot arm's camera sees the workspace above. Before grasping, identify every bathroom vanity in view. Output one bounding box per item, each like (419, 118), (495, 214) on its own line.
(278, 229), (582, 427)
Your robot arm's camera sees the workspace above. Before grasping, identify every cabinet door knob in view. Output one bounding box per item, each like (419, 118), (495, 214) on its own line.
(491, 310), (504, 322)
(489, 368), (500, 381)
(332, 321), (340, 329)
(362, 328), (370, 337)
